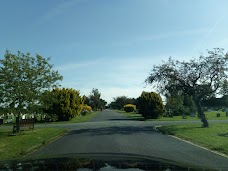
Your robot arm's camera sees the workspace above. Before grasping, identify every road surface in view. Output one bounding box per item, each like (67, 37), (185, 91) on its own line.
(30, 110), (228, 170)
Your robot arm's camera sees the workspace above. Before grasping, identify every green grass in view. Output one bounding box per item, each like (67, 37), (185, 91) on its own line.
(51, 111), (99, 124)
(116, 110), (228, 121)
(67, 111), (99, 123)
(115, 110), (145, 121)
(158, 123), (228, 155)
(0, 128), (67, 160)
(152, 111), (228, 121)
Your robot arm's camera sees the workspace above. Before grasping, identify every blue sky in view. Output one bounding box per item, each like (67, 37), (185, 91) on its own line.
(1, 0), (228, 103)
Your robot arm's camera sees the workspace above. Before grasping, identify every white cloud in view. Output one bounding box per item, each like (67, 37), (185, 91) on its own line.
(110, 28), (208, 47)
(193, 14), (226, 54)
(39, 0), (87, 23)
(55, 60), (99, 71)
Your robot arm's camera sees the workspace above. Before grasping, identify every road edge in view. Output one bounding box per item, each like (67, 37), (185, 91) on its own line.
(25, 129), (69, 157)
(153, 125), (228, 159)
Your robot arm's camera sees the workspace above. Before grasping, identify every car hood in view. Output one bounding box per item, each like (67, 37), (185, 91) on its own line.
(0, 153), (216, 171)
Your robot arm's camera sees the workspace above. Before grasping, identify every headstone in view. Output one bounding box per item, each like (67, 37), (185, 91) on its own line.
(22, 114), (26, 119)
(216, 113), (220, 117)
(7, 119), (13, 123)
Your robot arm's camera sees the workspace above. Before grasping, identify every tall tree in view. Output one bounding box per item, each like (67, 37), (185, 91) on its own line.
(110, 96), (137, 110)
(165, 93), (196, 116)
(89, 88), (101, 110)
(100, 98), (107, 108)
(111, 96), (127, 110)
(0, 50), (62, 131)
(146, 48), (228, 127)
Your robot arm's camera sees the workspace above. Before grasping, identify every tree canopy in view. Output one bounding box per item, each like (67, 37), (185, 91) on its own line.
(146, 48), (228, 127)
(137, 91), (165, 119)
(84, 88), (107, 110)
(42, 88), (84, 121)
(0, 50), (62, 114)
(109, 96), (136, 110)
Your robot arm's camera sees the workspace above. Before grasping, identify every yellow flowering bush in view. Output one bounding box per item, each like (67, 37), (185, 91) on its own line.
(123, 104), (136, 112)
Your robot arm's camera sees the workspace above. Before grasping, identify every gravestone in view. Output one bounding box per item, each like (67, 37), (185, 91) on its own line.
(11, 113), (14, 120)
(22, 114), (26, 119)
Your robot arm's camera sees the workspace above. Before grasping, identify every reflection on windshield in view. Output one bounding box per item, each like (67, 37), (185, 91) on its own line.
(0, 155), (214, 171)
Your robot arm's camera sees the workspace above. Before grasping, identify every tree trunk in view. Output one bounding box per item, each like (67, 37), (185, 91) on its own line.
(16, 116), (20, 133)
(16, 108), (22, 133)
(195, 100), (209, 127)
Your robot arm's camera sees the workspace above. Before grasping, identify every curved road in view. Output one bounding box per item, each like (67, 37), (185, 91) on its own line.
(31, 110), (228, 170)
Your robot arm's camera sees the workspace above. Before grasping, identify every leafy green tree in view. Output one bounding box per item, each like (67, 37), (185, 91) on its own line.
(111, 96), (127, 110)
(137, 91), (165, 119)
(83, 95), (90, 106)
(183, 95), (197, 113)
(110, 96), (136, 110)
(146, 48), (228, 127)
(43, 88), (84, 121)
(83, 91), (107, 110)
(202, 95), (228, 109)
(89, 88), (101, 110)
(0, 50), (62, 132)
(100, 98), (107, 108)
(166, 95), (185, 116)
(165, 93), (196, 116)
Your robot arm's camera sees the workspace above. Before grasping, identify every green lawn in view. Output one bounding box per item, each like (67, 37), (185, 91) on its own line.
(51, 111), (99, 124)
(116, 110), (228, 121)
(115, 110), (145, 121)
(157, 123), (228, 155)
(0, 128), (67, 160)
(153, 111), (228, 121)
(0, 111), (99, 126)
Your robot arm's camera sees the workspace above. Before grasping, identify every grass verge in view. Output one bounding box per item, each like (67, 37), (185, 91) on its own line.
(157, 123), (228, 155)
(0, 128), (67, 160)
(116, 110), (228, 121)
(115, 110), (145, 121)
(51, 111), (99, 124)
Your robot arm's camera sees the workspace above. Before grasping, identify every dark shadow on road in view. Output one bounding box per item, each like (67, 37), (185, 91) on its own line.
(109, 118), (145, 121)
(108, 118), (141, 121)
(66, 126), (156, 136)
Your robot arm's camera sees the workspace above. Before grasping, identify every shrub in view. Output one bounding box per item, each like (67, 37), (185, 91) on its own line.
(83, 105), (92, 112)
(45, 114), (58, 122)
(123, 104), (136, 112)
(137, 91), (165, 119)
(43, 88), (84, 121)
(80, 105), (93, 116)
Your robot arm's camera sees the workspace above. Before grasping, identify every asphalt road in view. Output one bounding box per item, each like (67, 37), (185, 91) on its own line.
(30, 109), (228, 170)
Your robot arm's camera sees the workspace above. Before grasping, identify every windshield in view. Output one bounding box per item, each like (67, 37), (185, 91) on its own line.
(0, 1), (228, 171)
